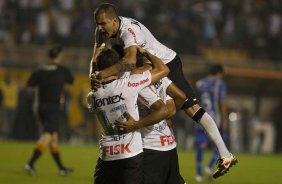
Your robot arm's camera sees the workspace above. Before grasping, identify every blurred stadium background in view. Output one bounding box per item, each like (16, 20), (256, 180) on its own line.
(0, 0), (282, 183)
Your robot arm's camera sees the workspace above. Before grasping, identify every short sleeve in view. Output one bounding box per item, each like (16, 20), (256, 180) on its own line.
(128, 70), (152, 93)
(162, 77), (173, 90)
(120, 23), (145, 49)
(138, 86), (160, 108)
(64, 67), (74, 84)
(166, 94), (173, 101)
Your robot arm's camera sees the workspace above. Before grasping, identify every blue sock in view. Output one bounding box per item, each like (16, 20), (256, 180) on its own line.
(196, 146), (204, 175)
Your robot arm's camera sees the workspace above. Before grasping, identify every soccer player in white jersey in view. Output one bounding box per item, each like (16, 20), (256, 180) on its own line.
(100, 45), (186, 184)
(135, 78), (187, 184)
(89, 3), (237, 178)
(88, 47), (170, 184)
(116, 80), (185, 184)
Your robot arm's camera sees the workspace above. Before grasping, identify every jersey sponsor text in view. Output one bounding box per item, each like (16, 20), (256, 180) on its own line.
(128, 78), (149, 87)
(103, 144), (131, 156)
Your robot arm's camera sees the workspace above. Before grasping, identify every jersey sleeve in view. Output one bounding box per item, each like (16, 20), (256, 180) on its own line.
(166, 94), (173, 101)
(120, 21), (145, 49)
(138, 86), (160, 108)
(162, 77), (173, 90)
(128, 70), (152, 93)
(64, 67), (74, 84)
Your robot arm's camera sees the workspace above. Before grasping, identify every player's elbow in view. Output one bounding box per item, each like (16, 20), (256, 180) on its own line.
(163, 65), (170, 76)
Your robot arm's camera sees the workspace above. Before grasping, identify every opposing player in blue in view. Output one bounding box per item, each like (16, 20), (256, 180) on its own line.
(194, 64), (232, 181)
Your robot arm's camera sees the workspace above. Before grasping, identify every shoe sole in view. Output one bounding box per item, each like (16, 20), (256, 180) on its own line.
(212, 159), (238, 179)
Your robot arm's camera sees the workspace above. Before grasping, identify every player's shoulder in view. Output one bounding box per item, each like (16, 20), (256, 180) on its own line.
(128, 71), (150, 85)
(119, 16), (138, 25)
(119, 16), (142, 31)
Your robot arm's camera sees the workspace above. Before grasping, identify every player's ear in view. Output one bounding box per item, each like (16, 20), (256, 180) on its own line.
(113, 17), (119, 23)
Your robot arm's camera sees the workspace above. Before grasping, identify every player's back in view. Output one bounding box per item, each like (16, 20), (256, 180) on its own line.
(28, 64), (74, 104)
(138, 77), (176, 151)
(119, 17), (176, 64)
(196, 77), (226, 125)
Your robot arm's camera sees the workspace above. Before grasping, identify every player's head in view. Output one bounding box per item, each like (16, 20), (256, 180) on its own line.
(96, 49), (120, 71)
(49, 45), (63, 62)
(209, 64), (224, 77)
(94, 3), (119, 38)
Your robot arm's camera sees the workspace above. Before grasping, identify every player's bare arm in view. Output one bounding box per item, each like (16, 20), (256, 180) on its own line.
(115, 99), (168, 133)
(96, 46), (137, 80)
(139, 47), (169, 84)
(166, 99), (176, 119)
(89, 28), (107, 76)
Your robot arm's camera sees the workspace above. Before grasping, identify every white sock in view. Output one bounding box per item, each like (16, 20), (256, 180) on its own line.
(199, 113), (231, 158)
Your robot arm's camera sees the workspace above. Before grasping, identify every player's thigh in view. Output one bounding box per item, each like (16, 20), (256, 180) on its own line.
(94, 158), (118, 184)
(94, 154), (143, 184)
(39, 104), (60, 133)
(166, 148), (186, 184)
(166, 56), (196, 100)
(121, 153), (143, 184)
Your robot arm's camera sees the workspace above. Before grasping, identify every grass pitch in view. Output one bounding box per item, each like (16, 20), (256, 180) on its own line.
(0, 141), (281, 184)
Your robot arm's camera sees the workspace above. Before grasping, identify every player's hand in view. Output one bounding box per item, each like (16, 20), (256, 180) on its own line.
(87, 91), (95, 112)
(137, 46), (147, 55)
(95, 43), (106, 57)
(115, 112), (139, 133)
(90, 73), (102, 92)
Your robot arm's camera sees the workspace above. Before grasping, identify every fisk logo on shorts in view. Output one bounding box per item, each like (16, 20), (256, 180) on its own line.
(103, 144), (131, 155)
(93, 93), (125, 110)
(160, 135), (175, 146)
(128, 78), (149, 87)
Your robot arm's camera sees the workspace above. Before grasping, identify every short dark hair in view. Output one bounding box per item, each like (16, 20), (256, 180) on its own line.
(94, 3), (118, 20)
(49, 46), (63, 59)
(96, 49), (120, 71)
(209, 64), (224, 75)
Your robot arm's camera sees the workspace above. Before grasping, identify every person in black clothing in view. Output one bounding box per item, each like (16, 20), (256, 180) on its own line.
(24, 46), (74, 176)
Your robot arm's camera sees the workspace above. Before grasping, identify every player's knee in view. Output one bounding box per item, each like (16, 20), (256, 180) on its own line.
(191, 107), (206, 123)
(181, 97), (198, 110)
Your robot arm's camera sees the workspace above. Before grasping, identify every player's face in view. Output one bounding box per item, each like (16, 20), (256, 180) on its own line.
(96, 13), (118, 38)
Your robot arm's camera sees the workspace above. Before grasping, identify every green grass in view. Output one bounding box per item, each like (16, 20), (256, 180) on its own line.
(0, 141), (282, 184)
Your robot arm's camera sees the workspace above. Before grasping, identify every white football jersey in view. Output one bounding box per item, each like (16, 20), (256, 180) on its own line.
(91, 71), (152, 161)
(94, 17), (176, 64)
(138, 77), (176, 151)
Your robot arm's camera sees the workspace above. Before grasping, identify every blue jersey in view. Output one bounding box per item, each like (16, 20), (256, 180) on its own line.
(196, 77), (227, 128)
